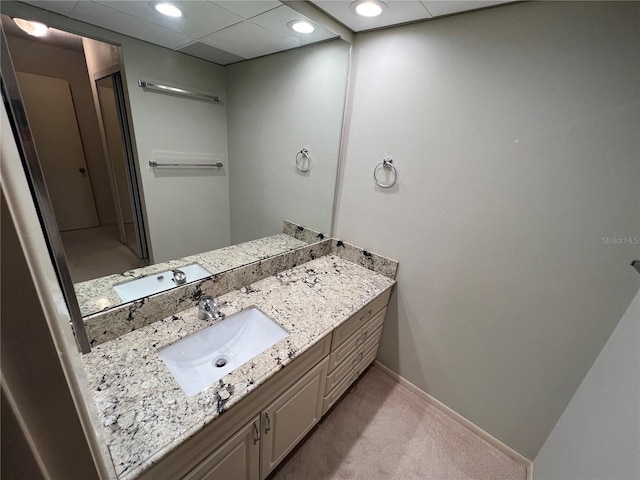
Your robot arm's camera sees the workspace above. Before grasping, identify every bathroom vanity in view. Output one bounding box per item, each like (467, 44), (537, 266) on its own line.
(81, 245), (397, 480)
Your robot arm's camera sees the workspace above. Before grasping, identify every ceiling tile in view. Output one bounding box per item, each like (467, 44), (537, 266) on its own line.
(178, 41), (246, 65)
(68, 1), (194, 49)
(92, 1), (243, 38)
(421, 0), (511, 17)
(19, 1), (79, 16)
(199, 21), (290, 59)
(211, 0), (282, 20)
(310, 0), (432, 32)
(250, 5), (336, 47)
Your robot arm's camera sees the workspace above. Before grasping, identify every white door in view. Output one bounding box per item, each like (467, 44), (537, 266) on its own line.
(17, 72), (99, 231)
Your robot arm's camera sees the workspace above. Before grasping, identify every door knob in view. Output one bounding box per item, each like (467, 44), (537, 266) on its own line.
(78, 168), (86, 173)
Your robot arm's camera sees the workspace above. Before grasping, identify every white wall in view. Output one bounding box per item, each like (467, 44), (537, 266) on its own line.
(226, 39), (349, 243)
(1, 101), (104, 480)
(334, 1), (640, 459)
(119, 41), (231, 263)
(3, 3), (232, 264)
(5, 33), (116, 225)
(534, 290), (640, 479)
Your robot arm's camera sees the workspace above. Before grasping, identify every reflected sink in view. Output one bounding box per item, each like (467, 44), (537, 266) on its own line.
(114, 264), (211, 303)
(158, 307), (289, 396)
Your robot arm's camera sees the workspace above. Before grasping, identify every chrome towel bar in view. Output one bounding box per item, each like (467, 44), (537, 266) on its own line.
(149, 161), (224, 168)
(138, 80), (221, 103)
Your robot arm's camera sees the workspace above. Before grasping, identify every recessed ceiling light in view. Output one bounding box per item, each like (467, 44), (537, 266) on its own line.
(13, 18), (49, 37)
(350, 0), (387, 18)
(287, 20), (315, 34)
(153, 2), (183, 18)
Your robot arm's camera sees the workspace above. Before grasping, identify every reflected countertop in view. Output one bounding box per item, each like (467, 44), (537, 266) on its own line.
(75, 233), (307, 317)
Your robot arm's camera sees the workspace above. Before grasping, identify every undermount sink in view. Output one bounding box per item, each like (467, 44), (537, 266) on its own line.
(158, 307), (289, 396)
(114, 264), (211, 303)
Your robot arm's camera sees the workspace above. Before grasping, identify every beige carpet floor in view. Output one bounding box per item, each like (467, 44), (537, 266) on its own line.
(270, 366), (528, 480)
(60, 224), (145, 282)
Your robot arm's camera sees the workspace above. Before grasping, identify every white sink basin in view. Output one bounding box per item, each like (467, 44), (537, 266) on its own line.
(158, 307), (289, 396)
(114, 264), (211, 303)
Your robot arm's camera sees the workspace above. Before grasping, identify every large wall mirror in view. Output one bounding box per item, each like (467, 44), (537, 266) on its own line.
(1, 1), (351, 324)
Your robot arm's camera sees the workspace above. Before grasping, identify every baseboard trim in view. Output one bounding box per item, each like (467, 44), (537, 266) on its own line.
(373, 361), (534, 480)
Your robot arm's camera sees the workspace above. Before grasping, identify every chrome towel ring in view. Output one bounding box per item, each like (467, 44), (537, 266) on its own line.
(374, 157), (397, 188)
(296, 148), (311, 172)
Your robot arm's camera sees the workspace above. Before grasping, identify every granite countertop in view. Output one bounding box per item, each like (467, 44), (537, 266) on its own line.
(75, 234), (307, 317)
(82, 255), (395, 480)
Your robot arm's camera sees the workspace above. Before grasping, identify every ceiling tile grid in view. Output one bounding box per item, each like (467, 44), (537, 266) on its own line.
(14, 0), (517, 64)
(211, 0), (282, 20)
(68, 0), (194, 49)
(91, 0), (244, 38)
(198, 20), (292, 59)
(311, 0), (432, 32)
(16, 0), (339, 64)
(310, 0), (516, 32)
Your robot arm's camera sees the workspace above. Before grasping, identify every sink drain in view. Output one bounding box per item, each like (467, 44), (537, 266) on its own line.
(214, 357), (227, 368)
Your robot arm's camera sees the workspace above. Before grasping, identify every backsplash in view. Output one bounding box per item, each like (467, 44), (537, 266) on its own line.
(283, 219), (327, 244)
(331, 239), (399, 279)
(83, 233), (397, 348)
(84, 239), (332, 347)
(75, 233), (307, 317)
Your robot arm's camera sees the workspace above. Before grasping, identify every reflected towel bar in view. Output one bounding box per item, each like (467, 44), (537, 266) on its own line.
(149, 161), (224, 168)
(138, 79), (221, 103)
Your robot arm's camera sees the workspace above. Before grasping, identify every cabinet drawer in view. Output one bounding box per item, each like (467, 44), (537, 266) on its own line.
(329, 307), (386, 372)
(325, 326), (382, 395)
(331, 288), (390, 350)
(322, 343), (379, 416)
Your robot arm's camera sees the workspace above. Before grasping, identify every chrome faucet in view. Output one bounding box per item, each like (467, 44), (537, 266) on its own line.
(172, 269), (187, 285)
(198, 295), (224, 321)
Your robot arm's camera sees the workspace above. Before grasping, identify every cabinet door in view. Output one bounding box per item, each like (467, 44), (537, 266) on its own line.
(184, 415), (260, 480)
(260, 358), (329, 478)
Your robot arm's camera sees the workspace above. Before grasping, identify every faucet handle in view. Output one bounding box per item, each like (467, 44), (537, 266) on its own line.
(198, 295), (223, 320)
(199, 295), (214, 305)
(197, 295), (213, 320)
(172, 269), (187, 285)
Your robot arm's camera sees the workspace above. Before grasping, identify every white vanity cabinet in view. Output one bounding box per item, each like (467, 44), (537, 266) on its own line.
(322, 289), (390, 415)
(182, 358), (329, 480)
(183, 415), (261, 480)
(138, 336), (331, 480)
(137, 287), (392, 480)
(260, 358), (328, 477)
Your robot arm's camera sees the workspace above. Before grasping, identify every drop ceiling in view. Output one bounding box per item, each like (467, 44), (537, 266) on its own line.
(310, 1), (515, 32)
(11, 0), (338, 64)
(10, 1), (517, 65)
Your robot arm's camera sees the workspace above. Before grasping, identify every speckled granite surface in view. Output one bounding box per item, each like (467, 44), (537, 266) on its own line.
(75, 234), (307, 317)
(84, 240), (331, 347)
(82, 255), (395, 480)
(331, 239), (399, 279)
(283, 220), (327, 244)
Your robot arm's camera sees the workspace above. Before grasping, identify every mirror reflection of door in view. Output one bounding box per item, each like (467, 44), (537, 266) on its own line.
(95, 73), (147, 259)
(5, 19), (149, 283)
(16, 72), (100, 231)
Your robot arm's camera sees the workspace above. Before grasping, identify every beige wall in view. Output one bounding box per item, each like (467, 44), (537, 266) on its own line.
(6, 33), (116, 225)
(534, 290), (639, 479)
(120, 40), (230, 262)
(226, 39), (350, 243)
(334, 1), (640, 458)
(3, 3), (231, 264)
(1, 101), (103, 480)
